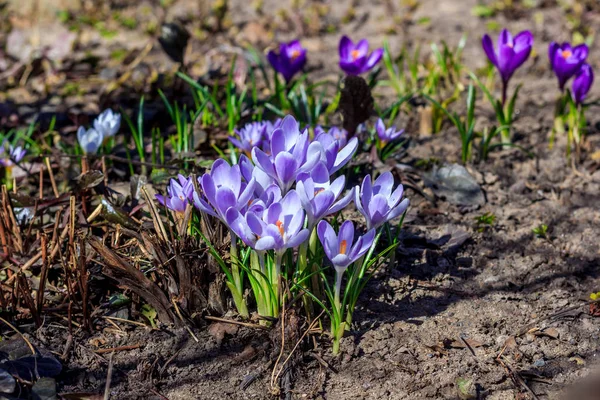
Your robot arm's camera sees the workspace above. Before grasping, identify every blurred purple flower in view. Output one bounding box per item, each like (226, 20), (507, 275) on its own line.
(155, 174), (194, 213)
(375, 119), (404, 147)
(193, 159), (256, 222)
(338, 36), (383, 75)
(549, 42), (588, 91)
(355, 172), (409, 230)
(296, 162), (354, 229)
(229, 121), (268, 157)
(482, 29), (533, 86)
(77, 126), (103, 154)
(573, 63), (594, 105)
(252, 115), (321, 193)
(94, 109), (121, 141)
(267, 40), (307, 82)
(317, 220), (375, 271)
(0, 143), (26, 167)
(226, 190), (309, 251)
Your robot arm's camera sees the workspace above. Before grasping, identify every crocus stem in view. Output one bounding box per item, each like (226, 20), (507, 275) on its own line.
(229, 230), (249, 318)
(274, 250), (284, 309)
(345, 230), (383, 327)
(308, 228), (322, 299)
(501, 79), (508, 108)
(334, 267), (343, 310)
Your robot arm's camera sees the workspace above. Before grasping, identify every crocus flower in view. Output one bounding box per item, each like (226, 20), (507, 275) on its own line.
(252, 115), (321, 193)
(355, 172), (409, 230)
(318, 220), (375, 271)
(314, 130), (358, 175)
(93, 109), (121, 141)
(155, 174), (194, 213)
(296, 162), (354, 229)
(193, 159), (256, 222)
(239, 155), (282, 214)
(338, 36), (383, 75)
(229, 121), (268, 157)
(267, 40), (307, 82)
(226, 190), (309, 251)
(572, 63), (594, 106)
(77, 126), (103, 154)
(549, 42), (589, 91)
(375, 119), (404, 147)
(482, 29), (533, 86)
(0, 143), (26, 167)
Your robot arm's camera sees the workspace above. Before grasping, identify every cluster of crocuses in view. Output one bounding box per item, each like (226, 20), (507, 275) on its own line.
(77, 109), (121, 154)
(267, 36), (383, 82)
(156, 115), (409, 351)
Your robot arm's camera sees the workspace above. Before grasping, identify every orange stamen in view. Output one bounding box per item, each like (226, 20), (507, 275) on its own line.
(276, 220), (284, 236)
(561, 50), (572, 59)
(351, 49), (360, 60)
(314, 188), (325, 196)
(339, 240), (347, 254)
(291, 50), (301, 60)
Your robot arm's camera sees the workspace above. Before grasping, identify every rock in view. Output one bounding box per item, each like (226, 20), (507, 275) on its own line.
(6, 23), (76, 63)
(31, 377), (57, 400)
(0, 369), (15, 394)
(424, 164), (485, 206)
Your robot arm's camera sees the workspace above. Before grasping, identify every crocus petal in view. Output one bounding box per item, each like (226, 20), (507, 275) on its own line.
(339, 35), (353, 60)
(255, 236), (278, 251)
(274, 152), (298, 188)
(364, 48), (383, 70)
(482, 34), (497, 66)
(498, 29), (512, 47)
(373, 172), (394, 197)
(286, 228), (310, 248)
(387, 198), (410, 223)
(328, 187), (354, 215)
(317, 220), (338, 262)
(252, 147), (276, 177)
(338, 220), (355, 255)
(331, 254), (352, 269)
(331, 137), (358, 174)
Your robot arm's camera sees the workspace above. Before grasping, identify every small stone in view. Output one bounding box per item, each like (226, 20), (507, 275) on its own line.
(533, 359), (545, 367)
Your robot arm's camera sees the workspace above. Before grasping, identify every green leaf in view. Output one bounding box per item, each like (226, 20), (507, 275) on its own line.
(141, 304), (158, 328)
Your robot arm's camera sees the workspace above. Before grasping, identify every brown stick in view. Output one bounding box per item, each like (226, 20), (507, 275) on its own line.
(95, 344), (142, 354)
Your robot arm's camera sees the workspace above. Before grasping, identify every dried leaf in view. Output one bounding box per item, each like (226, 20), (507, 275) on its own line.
(208, 322), (239, 345)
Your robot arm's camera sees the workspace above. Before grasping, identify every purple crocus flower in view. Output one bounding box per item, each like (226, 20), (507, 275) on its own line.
(355, 172), (409, 230)
(296, 162), (354, 229)
(239, 155), (282, 214)
(375, 119), (404, 147)
(318, 220), (375, 271)
(482, 29), (533, 103)
(549, 42), (589, 91)
(193, 159), (256, 222)
(155, 174), (194, 213)
(0, 143), (26, 167)
(229, 121), (268, 157)
(572, 63), (594, 106)
(252, 115), (321, 193)
(267, 40), (307, 82)
(314, 130), (358, 175)
(338, 36), (383, 75)
(226, 190), (309, 251)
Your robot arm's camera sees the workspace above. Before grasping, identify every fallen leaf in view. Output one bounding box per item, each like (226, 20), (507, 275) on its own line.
(208, 322), (239, 345)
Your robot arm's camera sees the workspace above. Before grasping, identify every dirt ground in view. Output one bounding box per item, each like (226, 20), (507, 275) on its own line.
(2, 0), (600, 399)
